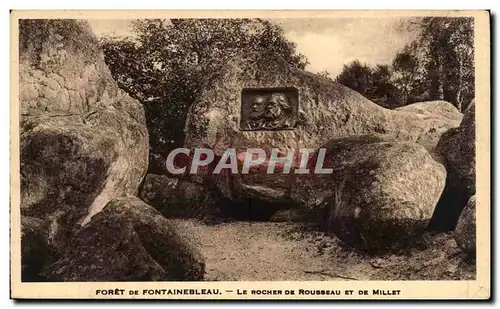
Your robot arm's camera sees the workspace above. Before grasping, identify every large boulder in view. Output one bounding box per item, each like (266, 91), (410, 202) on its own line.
(454, 195), (476, 255)
(430, 100), (475, 231)
(185, 53), (460, 151)
(139, 174), (178, 209)
(19, 20), (148, 250)
(183, 52), (459, 204)
(290, 134), (447, 251)
(139, 174), (217, 219)
(436, 100), (475, 196)
(42, 197), (205, 281)
(394, 100), (463, 123)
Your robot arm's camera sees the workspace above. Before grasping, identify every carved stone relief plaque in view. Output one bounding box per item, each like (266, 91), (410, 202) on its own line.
(240, 87), (299, 131)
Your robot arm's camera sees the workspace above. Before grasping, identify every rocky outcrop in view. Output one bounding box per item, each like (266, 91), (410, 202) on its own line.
(430, 100), (475, 231)
(139, 173), (178, 208)
(436, 100), (476, 196)
(290, 134), (447, 251)
(42, 197), (205, 281)
(139, 174), (216, 218)
(454, 195), (476, 255)
(183, 52), (459, 204)
(185, 52), (460, 152)
(394, 100), (463, 123)
(19, 20), (148, 252)
(210, 143), (297, 204)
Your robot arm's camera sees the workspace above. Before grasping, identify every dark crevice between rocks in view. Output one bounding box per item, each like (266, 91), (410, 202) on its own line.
(427, 175), (470, 232)
(226, 198), (289, 222)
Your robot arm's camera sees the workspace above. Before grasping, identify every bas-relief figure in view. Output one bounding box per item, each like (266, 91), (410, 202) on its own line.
(241, 88), (298, 131)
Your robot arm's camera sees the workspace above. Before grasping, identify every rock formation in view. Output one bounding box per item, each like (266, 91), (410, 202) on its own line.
(185, 52), (461, 153)
(17, 19), (475, 281)
(436, 100), (476, 197)
(19, 19), (149, 252)
(183, 52), (460, 206)
(139, 173), (216, 218)
(430, 100), (476, 231)
(454, 195), (476, 255)
(19, 20), (205, 282)
(394, 100), (463, 123)
(291, 134), (447, 251)
(42, 197), (205, 281)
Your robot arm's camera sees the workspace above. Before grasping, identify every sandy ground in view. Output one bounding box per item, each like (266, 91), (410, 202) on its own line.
(172, 219), (476, 281)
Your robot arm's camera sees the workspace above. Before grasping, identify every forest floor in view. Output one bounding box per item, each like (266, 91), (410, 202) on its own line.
(172, 219), (476, 281)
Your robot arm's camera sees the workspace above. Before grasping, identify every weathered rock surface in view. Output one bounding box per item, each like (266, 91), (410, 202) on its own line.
(454, 195), (476, 255)
(19, 20), (148, 250)
(185, 53), (461, 151)
(183, 52), (459, 203)
(139, 173), (178, 207)
(290, 134), (447, 251)
(430, 100), (475, 231)
(394, 100), (463, 123)
(436, 100), (475, 196)
(211, 143), (297, 203)
(21, 216), (52, 282)
(139, 174), (216, 218)
(42, 197), (205, 281)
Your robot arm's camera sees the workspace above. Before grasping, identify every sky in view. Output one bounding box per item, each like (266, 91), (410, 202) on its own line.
(88, 18), (419, 77)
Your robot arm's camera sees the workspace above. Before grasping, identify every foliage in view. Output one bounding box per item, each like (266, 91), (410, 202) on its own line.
(335, 61), (404, 109)
(334, 17), (474, 112)
(396, 17), (475, 111)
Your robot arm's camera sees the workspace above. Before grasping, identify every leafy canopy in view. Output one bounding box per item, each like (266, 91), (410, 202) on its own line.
(334, 17), (474, 112)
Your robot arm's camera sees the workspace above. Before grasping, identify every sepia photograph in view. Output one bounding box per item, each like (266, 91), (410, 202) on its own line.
(10, 10), (490, 299)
